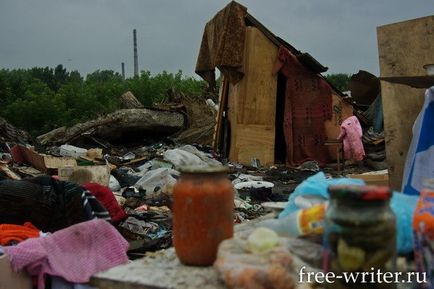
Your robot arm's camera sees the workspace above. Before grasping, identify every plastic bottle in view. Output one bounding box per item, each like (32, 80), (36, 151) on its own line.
(258, 203), (327, 237)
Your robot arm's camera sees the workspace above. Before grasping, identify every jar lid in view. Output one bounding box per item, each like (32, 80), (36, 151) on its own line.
(178, 165), (229, 174)
(328, 185), (392, 201)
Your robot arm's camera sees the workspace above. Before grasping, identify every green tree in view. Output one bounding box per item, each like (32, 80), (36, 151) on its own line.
(325, 73), (351, 92)
(3, 79), (66, 135)
(0, 66), (206, 136)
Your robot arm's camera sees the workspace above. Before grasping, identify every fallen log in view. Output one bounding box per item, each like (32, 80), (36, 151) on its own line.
(37, 109), (185, 145)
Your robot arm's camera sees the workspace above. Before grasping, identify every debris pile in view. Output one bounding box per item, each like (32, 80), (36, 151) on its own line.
(346, 70), (387, 170)
(0, 91), (293, 259)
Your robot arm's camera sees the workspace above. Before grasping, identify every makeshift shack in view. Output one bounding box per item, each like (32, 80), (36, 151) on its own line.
(377, 15), (434, 190)
(196, 1), (352, 167)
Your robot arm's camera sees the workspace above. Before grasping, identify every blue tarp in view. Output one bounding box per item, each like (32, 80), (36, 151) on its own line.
(402, 86), (434, 195)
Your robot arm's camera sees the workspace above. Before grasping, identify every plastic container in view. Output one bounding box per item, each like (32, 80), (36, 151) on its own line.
(324, 185), (396, 288)
(413, 179), (434, 288)
(59, 144), (87, 159)
(173, 165), (234, 266)
(258, 203), (326, 237)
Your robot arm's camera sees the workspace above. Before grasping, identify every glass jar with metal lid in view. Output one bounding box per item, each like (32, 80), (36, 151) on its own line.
(324, 185), (396, 288)
(173, 165), (234, 266)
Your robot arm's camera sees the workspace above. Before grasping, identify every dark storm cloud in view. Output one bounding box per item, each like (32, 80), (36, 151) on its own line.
(0, 0), (432, 77)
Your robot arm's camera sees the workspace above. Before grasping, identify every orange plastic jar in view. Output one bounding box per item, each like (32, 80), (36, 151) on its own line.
(173, 166), (234, 266)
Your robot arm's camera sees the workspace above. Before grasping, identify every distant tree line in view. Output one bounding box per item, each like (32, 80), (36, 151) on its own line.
(0, 65), (350, 137)
(0, 65), (205, 136)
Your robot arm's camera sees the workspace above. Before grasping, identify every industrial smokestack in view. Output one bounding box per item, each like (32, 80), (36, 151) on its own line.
(133, 29), (138, 77)
(121, 62), (125, 80)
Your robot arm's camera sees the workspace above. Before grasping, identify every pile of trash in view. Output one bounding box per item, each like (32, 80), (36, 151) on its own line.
(362, 127), (387, 170)
(0, 125), (285, 257)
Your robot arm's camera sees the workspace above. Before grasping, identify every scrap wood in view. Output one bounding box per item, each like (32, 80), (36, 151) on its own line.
(120, 91), (144, 109)
(122, 156), (148, 166)
(12, 145), (76, 173)
(13, 166), (43, 178)
(156, 90), (216, 146)
(212, 76), (229, 151)
(0, 163), (21, 180)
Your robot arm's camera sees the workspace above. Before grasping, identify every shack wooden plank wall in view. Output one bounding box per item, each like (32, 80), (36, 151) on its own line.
(377, 16), (434, 190)
(324, 93), (353, 160)
(228, 27), (278, 165)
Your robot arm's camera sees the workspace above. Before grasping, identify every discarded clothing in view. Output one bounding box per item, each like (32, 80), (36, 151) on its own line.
(0, 178), (53, 230)
(81, 189), (111, 222)
(338, 116), (365, 162)
(402, 86), (434, 195)
(0, 176), (110, 232)
(4, 219), (128, 289)
(82, 183), (127, 224)
(362, 127), (384, 145)
(119, 216), (168, 240)
(195, 1), (247, 86)
(274, 46), (332, 167)
(0, 222), (40, 246)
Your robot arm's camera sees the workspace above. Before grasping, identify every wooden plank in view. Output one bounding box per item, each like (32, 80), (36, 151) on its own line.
(238, 27), (278, 125)
(227, 27), (278, 165)
(0, 163), (21, 180)
(212, 77), (229, 153)
(377, 16), (434, 190)
(227, 82), (239, 162)
(379, 76), (434, 89)
(234, 124), (275, 166)
(324, 93), (353, 160)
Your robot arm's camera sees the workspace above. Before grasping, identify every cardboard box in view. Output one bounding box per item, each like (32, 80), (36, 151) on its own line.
(58, 165), (110, 186)
(12, 145), (76, 173)
(0, 255), (32, 289)
(348, 171), (390, 187)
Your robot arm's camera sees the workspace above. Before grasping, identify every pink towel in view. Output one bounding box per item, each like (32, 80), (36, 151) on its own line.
(4, 219), (128, 289)
(338, 116), (365, 162)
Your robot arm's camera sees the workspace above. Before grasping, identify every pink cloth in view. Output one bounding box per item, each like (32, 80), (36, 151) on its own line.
(4, 219), (128, 289)
(338, 116), (365, 162)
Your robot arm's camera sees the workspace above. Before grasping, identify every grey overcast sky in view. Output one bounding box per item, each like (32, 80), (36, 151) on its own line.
(0, 0), (432, 78)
